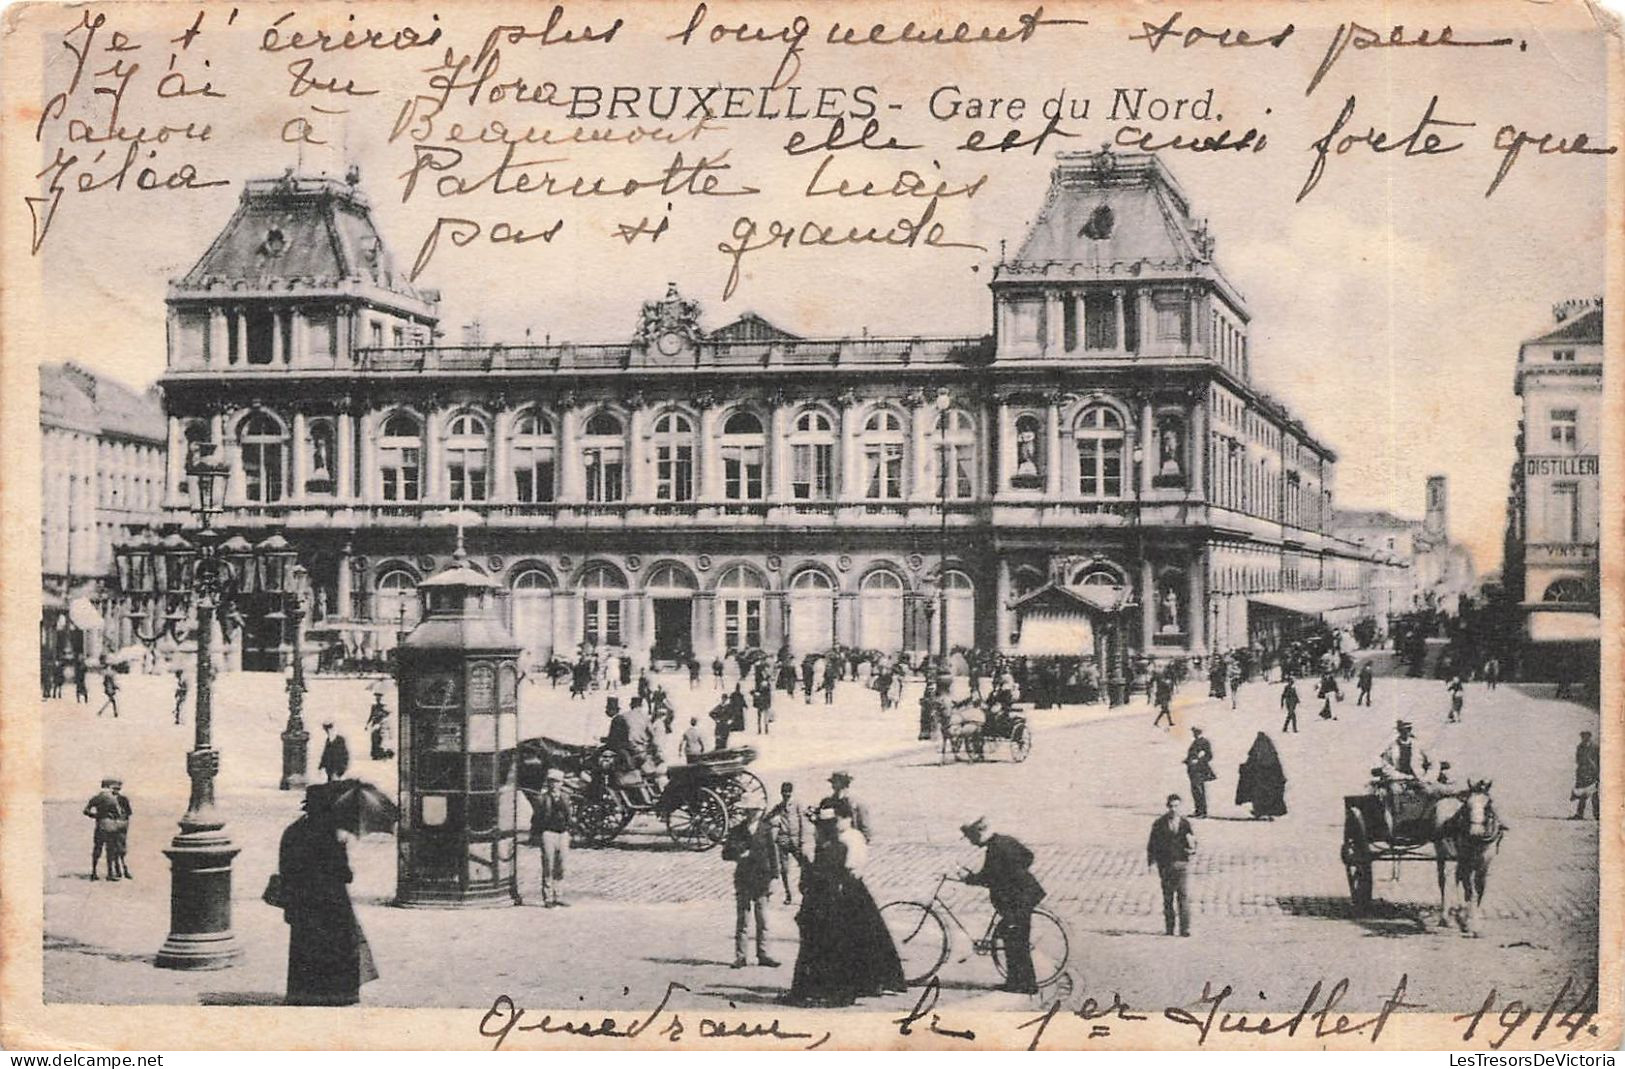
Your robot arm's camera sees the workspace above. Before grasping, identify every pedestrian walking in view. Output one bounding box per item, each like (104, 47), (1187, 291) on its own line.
(317, 721), (350, 783)
(1146, 794), (1197, 937)
(1572, 730), (1600, 820)
(73, 658), (90, 704)
(753, 680), (775, 734)
(1483, 657), (1501, 691)
(277, 784), (379, 1005)
(1356, 663), (1374, 706)
(688, 658), (702, 689)
(365, 695), (394, 760)
(83, 778), (131, 881)
(1152, 673), (1175, 729)
(96, 669), (120, 719)
(767, 782), (803, 905)
(723, 801), (781, 968)
(958, 817), (1045, 994)
(1317, 671), (1340, 721)
(816, 772), (871, 849)
(821, 659), (838, 705)
(918, 682), (942, 741)
(1227, 659), (1242, 710)
(1447, 675), (1465, 723)
(712, 656), (726, 690)
(802, 659), (816, 704)
(527, 768), (574, 906)
(51, 658), (66, 699)
(1235, 732), (1288, 819)
(171, 669), (189, 725)
(680, 717), (708, 761)
(1280, 678), (1300, 733)
(570, 658), (590, 700)
(637, 668), (653, 708)
(1183, 728), (1215, 818)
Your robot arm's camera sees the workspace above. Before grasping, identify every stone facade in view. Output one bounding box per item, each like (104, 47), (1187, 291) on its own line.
(158, 156), (1399, 671)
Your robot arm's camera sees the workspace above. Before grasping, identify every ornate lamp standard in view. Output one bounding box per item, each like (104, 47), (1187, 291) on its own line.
(280, 559), (310, 790)
(111, 447), (290, 970)
(934, 388), (952, 661)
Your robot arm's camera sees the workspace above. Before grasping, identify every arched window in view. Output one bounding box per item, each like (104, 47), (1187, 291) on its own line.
(579, 562), (627, 648)
(1542, 578), (1589, 603)
(510, 569), (554, 663)
(939, 569), (976, 650)
(511, 410), (556, 503)
(860, 569), (906, 651)
(788, 568), (837, 654)
(378, 412), (422, 502)
(239, 412), (287, 503)
(717, 565), (766, 651)
(581, 411), (625, 503)
(927, 408), (977, 500)
(861, 409), (907, 500)
(645, 561), (699, 592)
(791, 409), (837, 501)
(1073, 566), (1124, 588)
(1076, 405), (1125, 498)
(445, 412), (489, 502)
(375, 568), (419, 647)
(652, 411), (695, 503)
(721, 409), (766, 501)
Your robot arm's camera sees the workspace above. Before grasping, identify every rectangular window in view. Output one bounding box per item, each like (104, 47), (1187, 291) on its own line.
(585, 448), (624, 503)
(585, 599), (622, 647)
(1085, 293), (1116, 349)
(1548, 482), (1580, 543)
(447, 461), (487, 502)
(1554, 349), (1576, 362)
(1549, 408), (1578, 448)
(723, 599), (763, 651)
(513, 451), (556, 503)
(369, 321), (384, 347)
(792, 443), (833, 500)
(1155, 301), (1189, 343)
(656, 444), (694, 502)
(723, 446), (764, 500)
(865, 444), (904, 499)
(392, 326), (405, 346)
(380, 448), (421, 502)
(1062, 298), (1078, 352)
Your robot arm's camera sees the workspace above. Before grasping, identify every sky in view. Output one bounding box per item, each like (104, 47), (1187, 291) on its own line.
(19, 1), (1612, 574)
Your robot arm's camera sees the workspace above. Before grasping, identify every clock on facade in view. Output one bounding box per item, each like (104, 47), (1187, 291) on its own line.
(656, 331), (685, 356)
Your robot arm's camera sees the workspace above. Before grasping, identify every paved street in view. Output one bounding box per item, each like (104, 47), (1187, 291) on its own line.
(42, 660), (1600, 1015)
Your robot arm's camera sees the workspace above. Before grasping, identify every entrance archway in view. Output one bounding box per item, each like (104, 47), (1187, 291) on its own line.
(645, 561), (698, 662)
(860, 569), (906, 652)
(510, 569), (554, 666)
(788, 568), (836, 654)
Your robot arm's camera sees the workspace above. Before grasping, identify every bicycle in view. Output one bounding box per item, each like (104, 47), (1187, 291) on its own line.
(879, 874), (1070, 987)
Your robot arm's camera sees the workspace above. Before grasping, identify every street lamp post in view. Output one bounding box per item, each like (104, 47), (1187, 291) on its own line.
(934, 388), (951, 661)
(280, 561), (310, 791)
(112, 446), (291, 971)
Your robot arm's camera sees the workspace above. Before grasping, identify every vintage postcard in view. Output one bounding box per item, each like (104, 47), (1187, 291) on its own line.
(0, 0), (1619, 1052)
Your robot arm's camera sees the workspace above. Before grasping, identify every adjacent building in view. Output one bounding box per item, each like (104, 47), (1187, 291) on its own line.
(1506, 299), (1603, 679)
(40, 363), (168, 661)
(156, 155), (1400, 674)
(1332, 475), (1476, 620)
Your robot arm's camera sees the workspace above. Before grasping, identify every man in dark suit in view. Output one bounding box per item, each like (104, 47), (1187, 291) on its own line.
(722, 801), (781, 968)
(1183, 728), (1215, 818)
(959, 817), (1046, 994)
(1147, 794), (1197, 936)
(317, 721), (349, 783)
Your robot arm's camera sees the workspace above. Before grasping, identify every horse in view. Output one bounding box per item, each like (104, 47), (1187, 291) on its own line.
(937, 697), (987, 760)
(1434, 779), (1503, 936)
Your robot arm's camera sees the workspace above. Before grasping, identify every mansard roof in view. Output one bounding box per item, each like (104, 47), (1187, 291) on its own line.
(1525, 306), (1602, 346)
(998, 149), (1247, 316)
(174, 170), (431, 308)
(708, 312), (801, 343)
(40, 363), (165, 443)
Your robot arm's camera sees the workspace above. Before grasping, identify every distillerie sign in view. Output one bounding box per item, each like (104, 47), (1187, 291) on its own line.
(1524, 455), (1599, 476)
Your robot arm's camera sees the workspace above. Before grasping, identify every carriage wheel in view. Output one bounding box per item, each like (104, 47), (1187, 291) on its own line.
(1346, 861), (1373, 913)
(730, 771), (769, 813)
(1342, 810), (1375, 914)
(992, 907), (1070, 988)
(666, 787), (730, 851)
(1010, 721), (1033, 762)
(574, 785), (628, 847)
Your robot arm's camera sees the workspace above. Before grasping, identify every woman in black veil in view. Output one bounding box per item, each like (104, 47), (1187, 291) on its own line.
(1235, 731), (1289, 819)
(783, 803), (906, 1006)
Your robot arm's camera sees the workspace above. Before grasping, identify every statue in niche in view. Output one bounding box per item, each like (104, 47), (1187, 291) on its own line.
(1014, 415), (1042, 485)
(1159, 585), (1181, 634)
(1159, 423), (1183, 478)
(311, 429), (333, 479)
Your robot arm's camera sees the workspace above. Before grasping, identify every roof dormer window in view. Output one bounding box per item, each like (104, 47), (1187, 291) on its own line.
(1079, 204), (1114, 240)
(259, 227), (287, 258)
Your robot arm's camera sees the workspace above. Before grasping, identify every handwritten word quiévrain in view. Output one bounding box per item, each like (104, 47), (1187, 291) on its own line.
(22, 4), (1617, 303)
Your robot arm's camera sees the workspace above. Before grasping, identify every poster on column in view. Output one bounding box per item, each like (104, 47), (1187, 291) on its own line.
(0, 0), (1620, 1055)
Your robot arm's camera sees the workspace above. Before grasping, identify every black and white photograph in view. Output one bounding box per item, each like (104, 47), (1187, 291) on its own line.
(1, 0), (1618, 1053)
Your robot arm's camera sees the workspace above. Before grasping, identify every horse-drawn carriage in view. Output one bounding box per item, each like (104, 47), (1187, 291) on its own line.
(1340, 777), (1502, 931)
(937, 698), (1033, 763)
(518, 737), (768, 851)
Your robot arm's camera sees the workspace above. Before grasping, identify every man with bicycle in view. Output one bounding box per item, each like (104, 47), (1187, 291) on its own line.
(958, 817), (1045, 995)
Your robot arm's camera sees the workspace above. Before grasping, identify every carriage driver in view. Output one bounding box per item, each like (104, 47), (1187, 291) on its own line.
(1377, 720), (1448, 838)
(605, 698), (667, 798)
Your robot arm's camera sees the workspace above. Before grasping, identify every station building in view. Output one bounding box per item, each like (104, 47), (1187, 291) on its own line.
(156, 153), (1395, 672)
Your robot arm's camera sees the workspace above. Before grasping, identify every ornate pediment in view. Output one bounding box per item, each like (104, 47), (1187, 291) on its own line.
(635, 283), (704, 358)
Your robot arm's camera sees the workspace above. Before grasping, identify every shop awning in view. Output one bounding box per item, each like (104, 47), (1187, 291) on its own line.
(1248, 590), (1363, 621)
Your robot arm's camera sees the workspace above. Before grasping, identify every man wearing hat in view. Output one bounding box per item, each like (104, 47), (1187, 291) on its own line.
(528, 768), (575, 907)
(815, 772), (871, 859)
(1183, 728), (1216, 818)
(959, 818), (1045, 994)
(318, 721), (350, 783)
(1378, 720), (1437, 839)
(83, 778), (132, 881)
(721, 799), (781, 968)
(1572, 730), (1600, 820)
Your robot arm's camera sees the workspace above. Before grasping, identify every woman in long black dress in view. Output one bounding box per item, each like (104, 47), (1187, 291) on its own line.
(279, 784), (378, 1005)
(784, 808), (906, 1006)
(1235, 732), (1289, 819)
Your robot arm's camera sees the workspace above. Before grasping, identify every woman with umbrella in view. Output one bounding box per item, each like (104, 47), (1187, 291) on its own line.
(277, 782), (389, 1005)
(1235, 732), (1288, 820)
